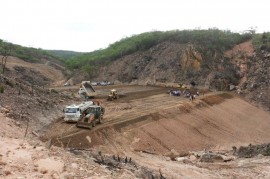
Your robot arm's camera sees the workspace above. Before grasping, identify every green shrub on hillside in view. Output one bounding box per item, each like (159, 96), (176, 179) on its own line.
(65, 29), (252, 72)
(0, 85), (4, 93)
(0, 39), (62, 63)
(253, 32), (270, 51)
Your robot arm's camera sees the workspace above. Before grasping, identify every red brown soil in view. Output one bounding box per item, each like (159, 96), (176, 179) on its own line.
(44, 86), (270, 156)
(5, 56), (66, 86)
(0, 113), (138, 178)
(224, 40), (254, 58)
(41, 85), (270, 178)
(2, 55), (270, 178)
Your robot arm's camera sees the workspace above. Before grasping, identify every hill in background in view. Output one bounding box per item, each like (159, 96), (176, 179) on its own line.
(63, 29), (270, 110)
(0, 39), (62, 64)
(1, 29), (269, 110)
(47, 50), (84, 60)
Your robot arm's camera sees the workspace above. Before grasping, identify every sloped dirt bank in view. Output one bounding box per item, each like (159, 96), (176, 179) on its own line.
(39, 92), (270, 178)
(0, 113), (142, 178)
(46, 93), (270, 156)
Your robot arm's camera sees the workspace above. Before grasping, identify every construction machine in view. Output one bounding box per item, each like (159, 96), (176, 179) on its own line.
(64, 101), (94, 122)
(107, 89), (118, 101)
(78, 81), (96, 99)
(76, 104), (105, 129)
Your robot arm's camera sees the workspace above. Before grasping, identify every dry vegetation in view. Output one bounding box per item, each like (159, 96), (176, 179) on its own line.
(0, 31), (270, 178)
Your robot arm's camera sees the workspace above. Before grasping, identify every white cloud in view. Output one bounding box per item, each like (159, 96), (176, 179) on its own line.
(0, 0), (270, 52)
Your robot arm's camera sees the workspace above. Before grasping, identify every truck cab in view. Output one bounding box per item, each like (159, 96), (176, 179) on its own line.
(64, 101), (93, 122)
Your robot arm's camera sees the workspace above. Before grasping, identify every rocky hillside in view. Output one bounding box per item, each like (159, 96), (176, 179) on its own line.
(222, 40), (270, 110)
(0, 54), (73, 132)
(97, 40), (240, 89)
(240, 48), (270, 110)
(95, 39), (269, 110)
(66, 30), (250, 84)
(0, 73), (74, 133)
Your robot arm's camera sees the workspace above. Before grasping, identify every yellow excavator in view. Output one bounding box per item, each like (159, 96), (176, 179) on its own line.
(107, 89), (119, 101)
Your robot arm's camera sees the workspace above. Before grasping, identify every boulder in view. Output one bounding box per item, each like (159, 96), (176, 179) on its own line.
(229, 84), (236, 91)
(0, 107), (10, 114)
(165, 149), (180, 160)
(200, 153), (223, 163)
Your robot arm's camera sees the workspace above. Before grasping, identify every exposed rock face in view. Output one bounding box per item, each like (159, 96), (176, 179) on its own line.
(95, 40), (269, 109)
(240, 49), (270, 110)
(97, 41), (185, 85)
(180, 44), (202, 72)
(96, 41), (236, 89)
(222, 40), (270, 110)
(96, 41), (206, 86)
(224, 41), (255, 87)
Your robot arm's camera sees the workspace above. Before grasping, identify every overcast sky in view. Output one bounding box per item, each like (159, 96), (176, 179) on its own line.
(0, 0), (269, 52)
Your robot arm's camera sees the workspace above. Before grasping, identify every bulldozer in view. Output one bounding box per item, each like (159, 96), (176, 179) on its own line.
(76, 104), (105, 129)
(107, 89), (118, 101)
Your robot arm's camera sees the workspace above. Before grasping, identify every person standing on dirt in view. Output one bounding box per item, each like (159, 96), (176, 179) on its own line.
(190, 94), (195, 102)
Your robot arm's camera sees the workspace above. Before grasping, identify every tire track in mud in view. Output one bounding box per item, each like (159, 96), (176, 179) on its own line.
(191, 108), (236, 138)
(48, 94), (188, 141)
(46, 92), (226, 149)
(140, 128), (171, 151)
(192, 126), (210, 138)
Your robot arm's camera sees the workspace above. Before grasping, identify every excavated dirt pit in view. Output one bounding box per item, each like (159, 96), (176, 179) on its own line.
(40, 85), (270, 178)
(43, 86), (270, 154)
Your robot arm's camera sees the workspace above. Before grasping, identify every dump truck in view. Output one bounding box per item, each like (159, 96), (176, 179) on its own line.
(76, 104), (105, 129)
(107, 89), (118, 101)
(78, 81), (96, 99)
(64, 101), (94, 122)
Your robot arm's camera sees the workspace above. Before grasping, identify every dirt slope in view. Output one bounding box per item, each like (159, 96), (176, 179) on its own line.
(3, 109), (270, 179)
(224, 40), (254, 57)
(4, 56), (65, 86)
(41, 89), (270, 178)
(0, 113), (138, 178)
(0, 56), (72, 132)
(45, 91), (270, 155)
(130, 95), (270, 154)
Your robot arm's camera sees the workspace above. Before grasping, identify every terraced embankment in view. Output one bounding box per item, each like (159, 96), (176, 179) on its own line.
(44, 91), (270, 156)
